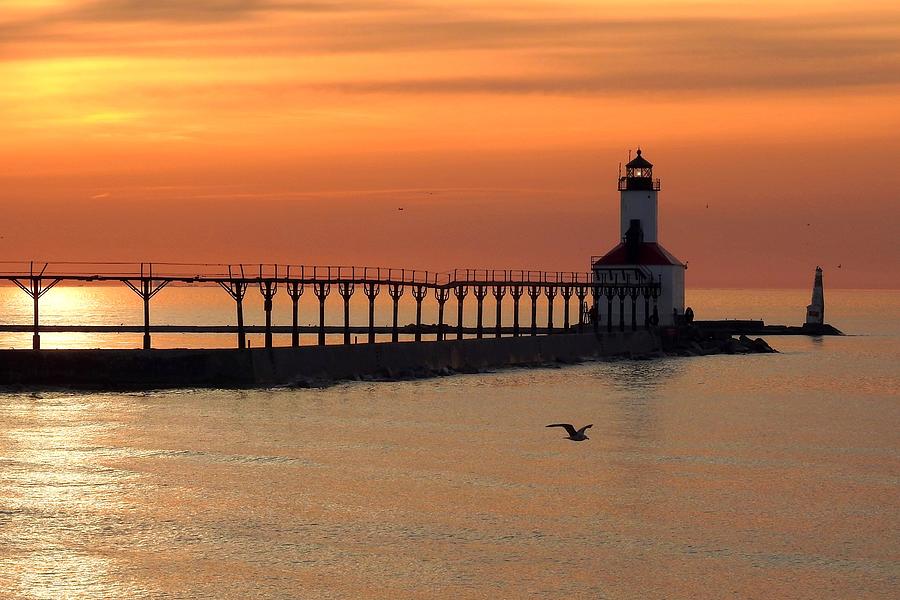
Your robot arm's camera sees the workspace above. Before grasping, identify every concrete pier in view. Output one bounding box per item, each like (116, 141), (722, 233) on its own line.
(692, 320), (843, 336)
(0, 331), (660, 390)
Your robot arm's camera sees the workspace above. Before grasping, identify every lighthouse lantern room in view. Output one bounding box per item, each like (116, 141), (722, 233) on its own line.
(594, 149), (686, 326)
(618, 149), (661, 242)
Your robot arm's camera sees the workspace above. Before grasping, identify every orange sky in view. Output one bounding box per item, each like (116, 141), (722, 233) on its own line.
(1, 0), (898, 288)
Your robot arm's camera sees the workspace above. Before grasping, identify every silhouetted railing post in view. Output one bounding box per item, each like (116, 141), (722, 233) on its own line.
(606, 287), (614, 333)
(236, 289), (246, 347)
(617, 286), (627, 332)
(339, 282), (355, 345)
(630, 286), (639, 331)
(286, 281), (304, 347)
(561, 286), (573, 333)
(435, 287), (450, 341)
(217, 270), (248, 348)
(258, 271), (278, 349)
(11, 266), (61, 350)
(33, 278), (42, 349)
(388, 283), (404, 342)
(120, 264), (172, 350)
(545, 286), (557, 334)
(527, 285), (540, 336)
(643, 286), (651, 330)
(510, 285), (523, 336)
(454, 285), (467, 340)
(412, 285), (427, 342)
(651, 279), (661, 327)
(492, 285), (506, 338)
(313, 282), (330, 346)
(473, 285), (488, 339)
(364, 283), (380, 343)
(141, 278), (151, 349)
(575, 286), (588, 333)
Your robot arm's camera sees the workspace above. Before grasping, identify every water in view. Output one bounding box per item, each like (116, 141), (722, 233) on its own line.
(0, 290), (898, 598)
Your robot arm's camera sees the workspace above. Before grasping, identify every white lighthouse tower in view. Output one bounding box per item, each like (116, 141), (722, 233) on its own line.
(805, 266), (825, 325)
(593, 149), (686, 326)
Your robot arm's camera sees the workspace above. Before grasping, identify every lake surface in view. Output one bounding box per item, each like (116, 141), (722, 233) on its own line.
(0, 289), (898, 598)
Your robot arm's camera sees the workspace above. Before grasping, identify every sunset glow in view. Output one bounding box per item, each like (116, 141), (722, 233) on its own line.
(2, 0), (898, 287)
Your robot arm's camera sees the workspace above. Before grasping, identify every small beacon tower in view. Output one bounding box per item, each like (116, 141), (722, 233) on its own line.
(593, 149), (686, 326)
(805, 267), (825, 325)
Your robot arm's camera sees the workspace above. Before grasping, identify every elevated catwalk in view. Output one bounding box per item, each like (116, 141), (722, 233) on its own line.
(0, 262), (663, 350)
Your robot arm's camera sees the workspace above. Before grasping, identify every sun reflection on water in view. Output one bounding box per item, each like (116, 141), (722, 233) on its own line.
(0, 394), (150, 598)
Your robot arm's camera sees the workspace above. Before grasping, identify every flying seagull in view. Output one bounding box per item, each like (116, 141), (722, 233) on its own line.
(546, 423), (592, 441)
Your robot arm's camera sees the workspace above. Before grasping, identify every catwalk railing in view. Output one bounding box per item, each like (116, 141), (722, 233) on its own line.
(0, 262), (661, 350)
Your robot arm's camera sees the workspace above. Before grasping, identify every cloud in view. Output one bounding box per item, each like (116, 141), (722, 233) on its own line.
(68, 0), (377, 22)
(72, 0), (276, 22)
(0, 2), (898, 97)
(0, 0), (399, 47)
(317, 68), (900, 97)
(306, 12), (900, 95)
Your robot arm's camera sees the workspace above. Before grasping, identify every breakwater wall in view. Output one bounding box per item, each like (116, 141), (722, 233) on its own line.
(0, 331), (660, 390)
(692, 320), (843, 336)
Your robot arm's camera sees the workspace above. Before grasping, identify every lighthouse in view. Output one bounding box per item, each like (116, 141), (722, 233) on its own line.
(593, 149), (686, 326)
(805, 267), (825, 325)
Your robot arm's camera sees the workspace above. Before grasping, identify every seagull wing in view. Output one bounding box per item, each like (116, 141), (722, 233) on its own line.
(576, 424), (593, 435)
(546, 423), (577, 436)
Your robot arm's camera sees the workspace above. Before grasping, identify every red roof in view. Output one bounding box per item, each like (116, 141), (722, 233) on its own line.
(594, 242), (684, 267)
